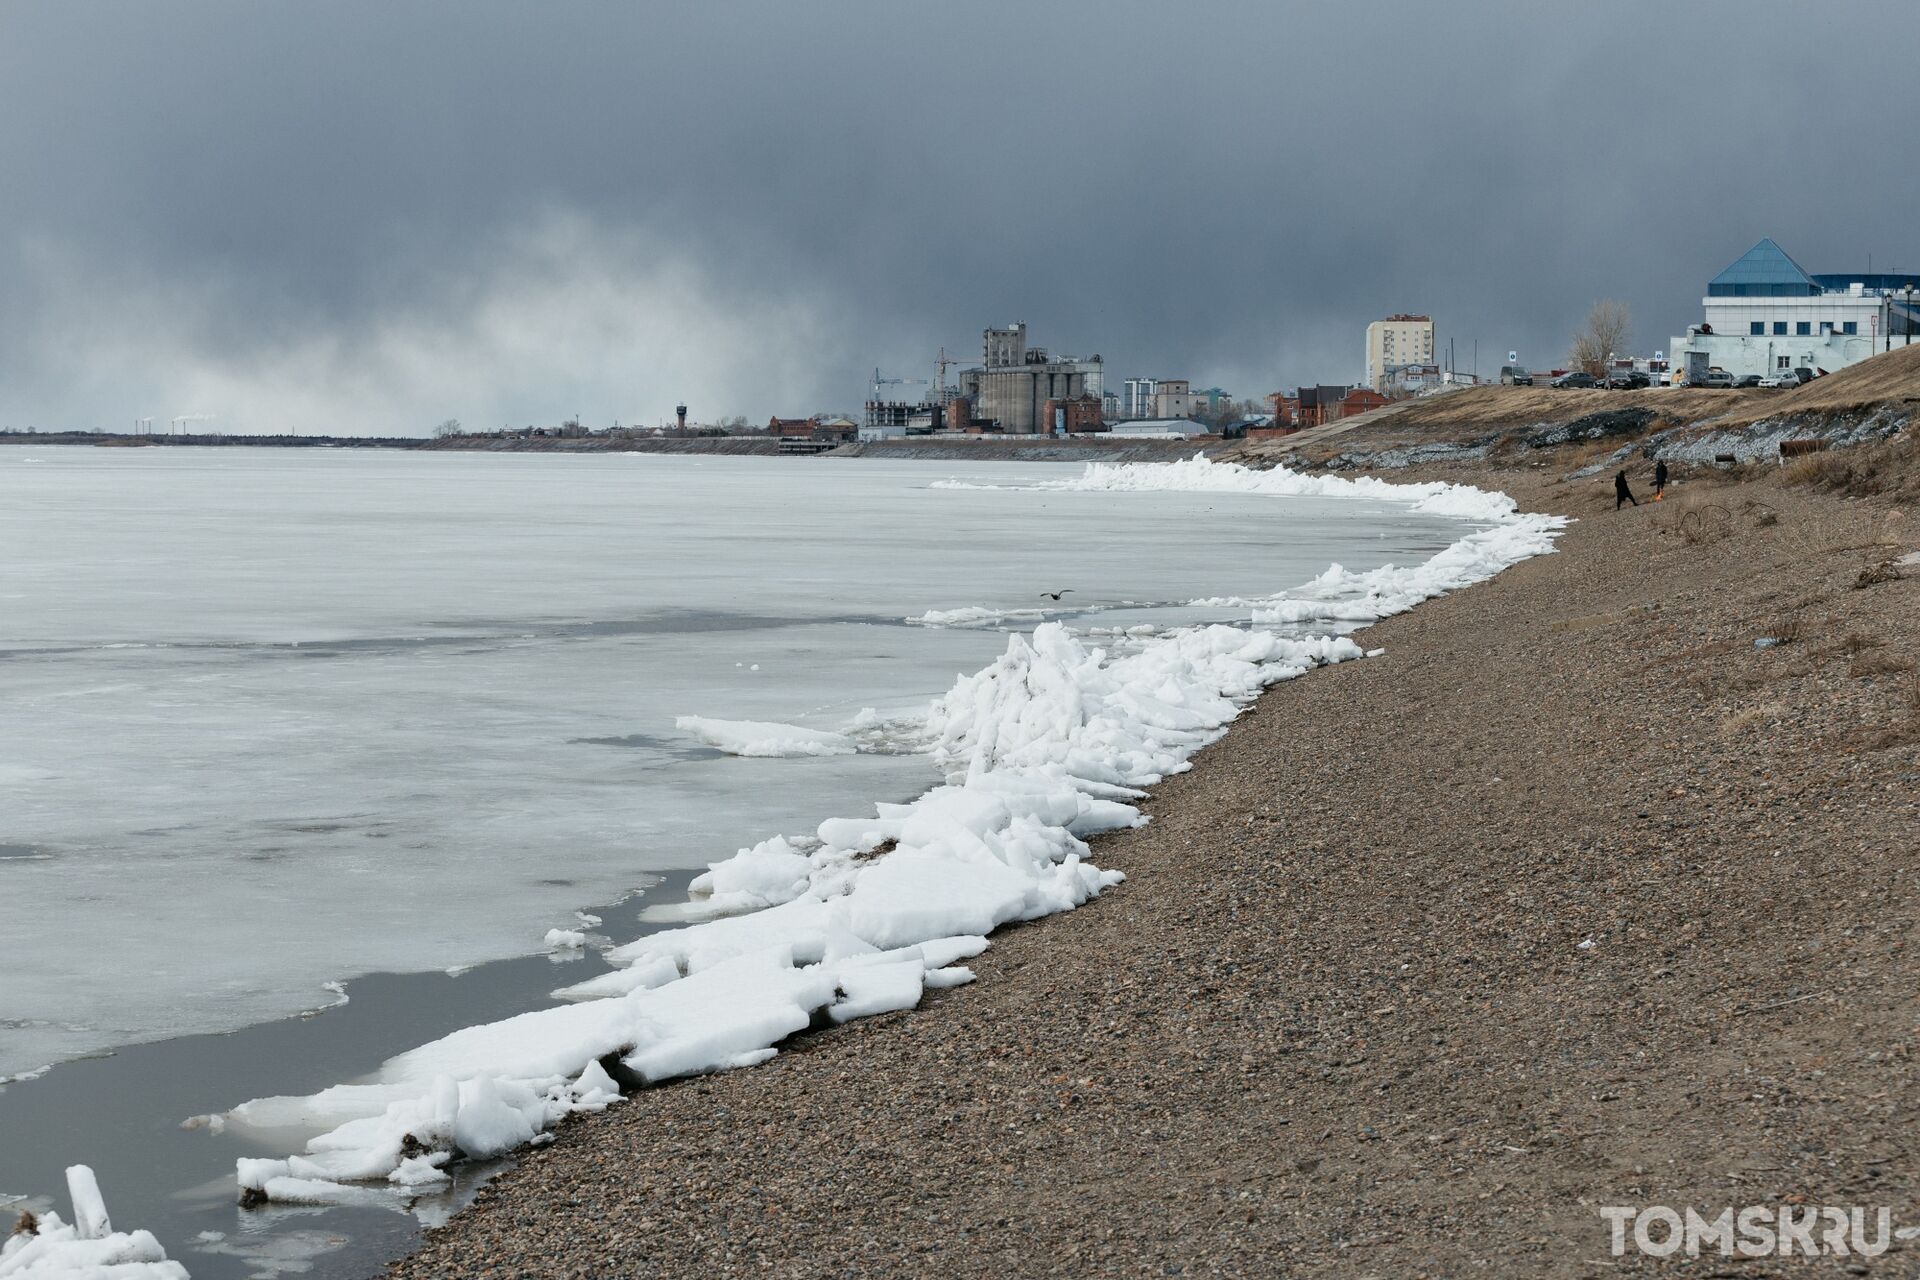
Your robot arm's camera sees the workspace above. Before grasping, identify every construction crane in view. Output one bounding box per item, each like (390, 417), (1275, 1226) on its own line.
(870, 368), (932, 403)
(934, 346), (969, 400)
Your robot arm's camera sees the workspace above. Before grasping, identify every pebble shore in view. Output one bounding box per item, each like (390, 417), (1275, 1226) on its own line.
(392, 465), (1920, 1278)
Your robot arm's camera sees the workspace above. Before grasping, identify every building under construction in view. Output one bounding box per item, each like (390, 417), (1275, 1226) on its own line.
(957, 324), (1104, 435)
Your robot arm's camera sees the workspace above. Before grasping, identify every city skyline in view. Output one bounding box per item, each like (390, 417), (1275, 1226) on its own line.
(2, 1), (1917, 433)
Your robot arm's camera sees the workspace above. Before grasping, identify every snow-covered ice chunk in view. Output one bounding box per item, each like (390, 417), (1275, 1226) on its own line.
(674, 715), (856, 757)
(551, 953), (680, 1002)
(64, 1165), (109, 1240)
(542, 929), (588, 952)
(388, 1154), (451, 1189)
(0, 1165), (187, 1279)
(686, 836), (814, 915)
(829, 958), (926, 1022)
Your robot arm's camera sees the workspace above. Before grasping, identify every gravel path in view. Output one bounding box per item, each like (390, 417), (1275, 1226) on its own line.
(392, 466), (1920, 1277)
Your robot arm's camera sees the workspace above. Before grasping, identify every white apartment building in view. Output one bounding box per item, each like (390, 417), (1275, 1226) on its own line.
(1670, 239), (1920, 381)
(1122, 377), (1159, 419)
(1365, 315), (1435, 391)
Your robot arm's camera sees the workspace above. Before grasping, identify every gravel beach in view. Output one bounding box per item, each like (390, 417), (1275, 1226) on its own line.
(392, 462), (1920, 1278)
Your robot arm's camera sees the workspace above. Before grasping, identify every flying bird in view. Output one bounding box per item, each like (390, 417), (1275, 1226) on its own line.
(1040, 590), (1073, 601)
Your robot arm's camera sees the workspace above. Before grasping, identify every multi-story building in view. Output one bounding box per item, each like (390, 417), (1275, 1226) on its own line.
(1669, 239), (1920, 381)
(957, 323), (1104, 434)
(1122, 377), (1159, 420)
(1365, 315), (1436, 391)
(1152, 379), (1194, 418)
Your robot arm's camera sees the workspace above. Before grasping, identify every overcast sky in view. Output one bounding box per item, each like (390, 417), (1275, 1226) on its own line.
(2, 1), (1915, 434)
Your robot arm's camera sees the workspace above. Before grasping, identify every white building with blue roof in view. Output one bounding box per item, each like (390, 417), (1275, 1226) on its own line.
(1669, 239), (1920, 381)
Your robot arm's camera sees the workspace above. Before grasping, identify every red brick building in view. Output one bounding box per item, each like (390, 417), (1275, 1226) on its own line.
(1041, 395), (1106, 435)
(1335, 388), (1389, 419)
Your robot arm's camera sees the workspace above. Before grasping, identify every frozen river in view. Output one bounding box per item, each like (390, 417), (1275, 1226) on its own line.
(0, 446), (1468, 1081)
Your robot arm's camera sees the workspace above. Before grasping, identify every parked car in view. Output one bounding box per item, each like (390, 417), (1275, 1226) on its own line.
(1552, 371), (1598, 388)
(1733, 374), (1764, 388)
(1701, 369), (1736, 388)
(1499, 365), (1533, 386)
(1759, 370), (1800, 389)
(1605, 372), (1652, 390)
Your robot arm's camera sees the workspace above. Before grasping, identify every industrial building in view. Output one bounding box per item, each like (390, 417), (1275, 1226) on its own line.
(1670, 239), (1920, 381)
(1365, 315), (1435, 391)
(1151, 379), (1194, 419)
(957, 324), (1104, 434)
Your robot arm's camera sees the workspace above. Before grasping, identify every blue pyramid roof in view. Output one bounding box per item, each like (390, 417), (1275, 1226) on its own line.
(1708, 239), (1819, 297)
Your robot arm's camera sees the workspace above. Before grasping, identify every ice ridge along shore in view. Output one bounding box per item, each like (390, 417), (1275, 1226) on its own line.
(14, 459), (1563, 1271)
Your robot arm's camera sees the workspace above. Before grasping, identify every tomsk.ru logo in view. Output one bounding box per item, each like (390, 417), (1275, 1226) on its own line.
(1599, 1205), (1898, 1258)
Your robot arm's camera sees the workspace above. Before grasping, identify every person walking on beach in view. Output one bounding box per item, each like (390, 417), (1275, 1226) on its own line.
(1615, 469), (1638, 510)
(1653, 458), (1669, 498)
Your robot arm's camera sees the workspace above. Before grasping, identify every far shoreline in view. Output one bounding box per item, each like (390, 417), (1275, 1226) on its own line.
(0, 432), (1222, 464)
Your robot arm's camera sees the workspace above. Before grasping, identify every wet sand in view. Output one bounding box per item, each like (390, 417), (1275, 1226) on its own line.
(389, 464), (1920, 1277)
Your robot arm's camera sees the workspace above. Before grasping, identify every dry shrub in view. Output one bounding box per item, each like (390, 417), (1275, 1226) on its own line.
(1659, 493), (1734, 545)
(1784, 508), (1906, 558)
(1763, 609), (1808, 645)
(1851, 650), (1915, 678)
(1720, 703), (1787, 736)
(1855, 558), (1904, 588)
(1820, 633), (1881, 660)
(1781, 452), (1854, 489)
(1780, 436), (1920, 500)
(1564, 438), (1623, 471)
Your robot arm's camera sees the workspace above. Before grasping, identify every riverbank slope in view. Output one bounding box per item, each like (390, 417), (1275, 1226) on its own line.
(392, 453), (1920, 1277)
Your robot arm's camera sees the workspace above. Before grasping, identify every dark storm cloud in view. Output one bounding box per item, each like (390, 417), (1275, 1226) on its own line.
(1, 1), (1915, 432)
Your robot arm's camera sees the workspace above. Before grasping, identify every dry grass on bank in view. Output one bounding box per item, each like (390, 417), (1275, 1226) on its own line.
(1778, 429), (1920, 499)
(1371, 383), (1761, 433)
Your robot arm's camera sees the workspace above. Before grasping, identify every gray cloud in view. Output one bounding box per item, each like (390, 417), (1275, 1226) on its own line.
(2, 1), (1915, 432)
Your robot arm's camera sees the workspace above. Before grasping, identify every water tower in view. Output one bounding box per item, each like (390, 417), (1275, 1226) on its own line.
(675, 404), (688, 434)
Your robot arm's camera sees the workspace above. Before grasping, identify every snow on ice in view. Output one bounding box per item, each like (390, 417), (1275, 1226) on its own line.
(0, 1166), (187, 1279)
(218, 459), (1562, 1204)
(673, 715), (857, 757)
(906, 605), (1054, 628)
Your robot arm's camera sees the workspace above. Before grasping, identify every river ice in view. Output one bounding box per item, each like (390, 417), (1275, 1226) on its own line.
(0, 448), (1467, 1079)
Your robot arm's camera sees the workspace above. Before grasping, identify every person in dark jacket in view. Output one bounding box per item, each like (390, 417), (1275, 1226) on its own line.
(1653, 458), (1669, 497)
(1615, 470), (1638, 510)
